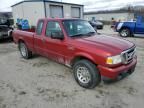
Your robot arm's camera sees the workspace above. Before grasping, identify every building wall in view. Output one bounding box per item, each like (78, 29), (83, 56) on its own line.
(12, 1), (83, 26)
(12, 3), (24, 24)
(84, 12), (134, 21)
(45, 2), (83, 18)
(12, 2), (45, 26)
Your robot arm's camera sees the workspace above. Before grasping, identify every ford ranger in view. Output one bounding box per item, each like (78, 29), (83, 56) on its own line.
(13, 18), (137, 88)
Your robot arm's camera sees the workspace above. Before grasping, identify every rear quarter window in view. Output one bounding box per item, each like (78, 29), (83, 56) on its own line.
(36, 20), (44, 35)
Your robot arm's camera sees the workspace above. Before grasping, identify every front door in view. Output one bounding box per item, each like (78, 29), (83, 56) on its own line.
(44, 21), (67, 64)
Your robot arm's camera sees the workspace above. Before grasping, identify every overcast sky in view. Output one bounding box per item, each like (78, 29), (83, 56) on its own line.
(0, 0), (144, 12)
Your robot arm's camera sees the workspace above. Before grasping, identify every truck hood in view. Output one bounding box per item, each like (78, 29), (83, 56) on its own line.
(75, 35), (134, 55)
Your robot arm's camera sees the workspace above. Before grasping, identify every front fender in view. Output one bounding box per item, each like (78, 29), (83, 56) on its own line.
(73, 52), (98, 65)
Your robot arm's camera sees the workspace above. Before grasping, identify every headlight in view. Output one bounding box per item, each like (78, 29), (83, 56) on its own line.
(134, 48), (137, 57)
(106, 55), (122, 65)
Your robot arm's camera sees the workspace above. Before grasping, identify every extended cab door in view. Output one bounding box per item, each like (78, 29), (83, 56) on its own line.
(43, 20), (67, 64)
(135, 16), (144, 34)
(34, 20), (46, 56)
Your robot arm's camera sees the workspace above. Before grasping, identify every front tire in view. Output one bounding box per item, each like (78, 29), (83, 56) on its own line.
(19, 42), (32, 59)
(73, 59), (101, 89)
(119, 28), (131, 37)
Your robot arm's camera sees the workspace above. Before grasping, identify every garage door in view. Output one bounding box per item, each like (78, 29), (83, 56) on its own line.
(71, 7), (80, 18)
(50, 5), (63, 18)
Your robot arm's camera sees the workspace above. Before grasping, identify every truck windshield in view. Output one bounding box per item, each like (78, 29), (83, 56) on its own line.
(63, 20), (96, 37)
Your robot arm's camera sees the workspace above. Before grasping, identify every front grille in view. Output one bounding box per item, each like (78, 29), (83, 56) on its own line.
(121, 46), (136, 64)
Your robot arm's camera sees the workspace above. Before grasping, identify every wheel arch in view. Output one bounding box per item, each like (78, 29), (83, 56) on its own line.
(70, 53), (98, 67)
(18, 39), (26, 49)
(120, 26), (135, 37)
(18, 39), (25, 43)
(120, 26), (133, 34)
(18, 39), (32, 59)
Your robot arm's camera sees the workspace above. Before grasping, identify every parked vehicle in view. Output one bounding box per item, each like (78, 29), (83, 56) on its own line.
(0, 19), (13, 40)
(0, 25), (13, 40)
(13, 18), (137, 88)
(89, 20), (104, 30)
(115, 16), (144, 37)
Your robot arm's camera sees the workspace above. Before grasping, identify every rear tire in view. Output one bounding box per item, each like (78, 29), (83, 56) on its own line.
(119, 28), (131, 37)
(73, 59), (101, 89)
(19, 42), (32, 59)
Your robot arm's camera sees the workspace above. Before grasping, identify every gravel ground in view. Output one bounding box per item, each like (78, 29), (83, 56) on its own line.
(0, 27), (144, 108)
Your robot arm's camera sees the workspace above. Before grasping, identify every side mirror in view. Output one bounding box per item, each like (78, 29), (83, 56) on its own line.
(51, 31), (64, 40)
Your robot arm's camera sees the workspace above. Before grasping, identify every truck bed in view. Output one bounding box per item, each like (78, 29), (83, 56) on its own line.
(13, 29), (35, 52)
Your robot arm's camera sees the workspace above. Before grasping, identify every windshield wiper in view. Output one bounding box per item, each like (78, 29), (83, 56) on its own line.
(85, 32), (96, 35)
(70, 33), (85, 37)
(70, 32), (96, 37)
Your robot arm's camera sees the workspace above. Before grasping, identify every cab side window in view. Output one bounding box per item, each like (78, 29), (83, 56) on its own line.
(36, 20), (44, 35)
(46, 21), (62, 36)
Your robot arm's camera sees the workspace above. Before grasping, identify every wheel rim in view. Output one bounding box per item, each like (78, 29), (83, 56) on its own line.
(20, 43), (27, 57)
(76, 66), (91, 84)
(120, 29), (129, 37)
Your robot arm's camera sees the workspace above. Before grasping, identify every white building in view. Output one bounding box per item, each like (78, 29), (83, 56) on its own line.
(12, 0), (84, 26)
(84, 10), (135, 22)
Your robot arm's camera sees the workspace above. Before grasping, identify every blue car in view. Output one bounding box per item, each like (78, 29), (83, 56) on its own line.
(115, 16), (144, 37)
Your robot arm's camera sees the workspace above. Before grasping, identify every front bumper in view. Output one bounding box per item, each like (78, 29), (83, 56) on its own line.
(98, 57), (137, 80)
(0, 32), (11, 39)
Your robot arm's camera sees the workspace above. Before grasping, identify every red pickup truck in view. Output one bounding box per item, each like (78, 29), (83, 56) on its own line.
(13, 18), (137, 88)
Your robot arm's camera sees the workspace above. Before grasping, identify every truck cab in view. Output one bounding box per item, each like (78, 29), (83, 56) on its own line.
(135, 16), (144, 34)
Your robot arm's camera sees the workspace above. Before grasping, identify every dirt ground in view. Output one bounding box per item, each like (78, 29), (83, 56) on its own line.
(0, 26), (144, 108)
